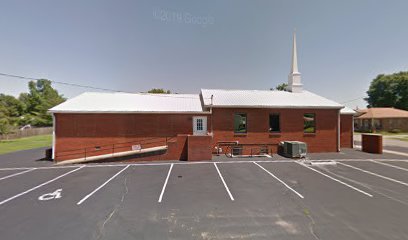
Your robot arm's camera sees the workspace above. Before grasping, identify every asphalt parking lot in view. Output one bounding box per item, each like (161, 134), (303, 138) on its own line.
(1, 149), (408, 239)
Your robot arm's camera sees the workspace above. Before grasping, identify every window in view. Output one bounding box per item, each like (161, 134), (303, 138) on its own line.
(304, 113), (316, 133)
(269, 114), (280, 133)
(234, 113), (247, 133)
(196, 118), (203, 131)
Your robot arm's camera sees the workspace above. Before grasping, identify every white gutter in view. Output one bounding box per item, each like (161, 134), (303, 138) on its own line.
(210, 95), (213, 136)
(352, 115), (355, 148)
(48, 110), (211, 114)
(204, 105), (343, 109)
(52, 113), (56, 160)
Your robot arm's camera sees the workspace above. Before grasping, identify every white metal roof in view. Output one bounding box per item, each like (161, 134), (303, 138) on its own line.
(50, 89), (346, 114)
(340, 106), (356, 115)
(49, 92), (205, 113)
(201, 89), (344, 109)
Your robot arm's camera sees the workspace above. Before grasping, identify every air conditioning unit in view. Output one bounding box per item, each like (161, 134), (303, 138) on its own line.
(282, 141), (307, 158)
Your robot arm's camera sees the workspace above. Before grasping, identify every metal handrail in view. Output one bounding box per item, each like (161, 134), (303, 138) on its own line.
(56, 136), (172, 160)
(223, 143), (278, 158)
(57, 139), (166, 158)
(57, 137), (167, 153)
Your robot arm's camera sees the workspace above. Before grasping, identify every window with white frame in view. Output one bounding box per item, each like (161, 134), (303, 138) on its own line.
(304, 113), (316, 133)
(196, 118), (203, 131)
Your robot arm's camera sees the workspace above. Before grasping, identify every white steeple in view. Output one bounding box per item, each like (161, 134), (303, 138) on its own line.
(287, 31), (303, 93)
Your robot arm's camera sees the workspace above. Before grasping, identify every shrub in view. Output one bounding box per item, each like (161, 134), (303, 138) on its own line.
(389, 129), (401, 134)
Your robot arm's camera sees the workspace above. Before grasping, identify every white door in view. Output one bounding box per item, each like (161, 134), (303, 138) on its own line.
(193, 116), (207, 135)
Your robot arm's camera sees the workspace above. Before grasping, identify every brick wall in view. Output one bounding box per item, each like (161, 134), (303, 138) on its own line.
(362, 134), (383, 154)
(54, 113), (210, 161)
(210, 108), (339, 153)
(354, 118), (408, 132)
(187, 135), (212, 161)
(54, 108), (342, 162)
(381, 118), (408, 131)
(340, 115), (353, 148)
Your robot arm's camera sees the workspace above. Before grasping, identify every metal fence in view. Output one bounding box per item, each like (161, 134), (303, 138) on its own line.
(0, 127), (53, 140)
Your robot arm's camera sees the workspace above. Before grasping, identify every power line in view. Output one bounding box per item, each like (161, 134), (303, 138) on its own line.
(340, 96), (366, 104)
(0, 72), (130, 93)
(0, 72), (211, 99)
(0, 72), (370, 102)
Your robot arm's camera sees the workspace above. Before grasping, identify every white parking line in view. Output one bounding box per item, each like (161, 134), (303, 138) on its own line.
(338, 162), (408, 187)
(378, 159), (408, 162)
(214, 163), (235, 201)
(0, 167), (33, 171)
(77, 165), (130, 205)
(254, 162), (304, 199)
(370, 160), (408, 172)
(0, 166), (83, 206)
(379, 149), (408, 157)
(0, 168), (36, 181)
(158, 163), (174, 203)
(296, 162), (373, 197)
(0, 159), (408, 171)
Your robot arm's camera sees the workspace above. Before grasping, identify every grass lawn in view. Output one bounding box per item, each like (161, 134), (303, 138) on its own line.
(354, 131), (408, 136)
(392, 136), (408, 142)
(377, 131), (408, 136)
(0, 135), (52, 155)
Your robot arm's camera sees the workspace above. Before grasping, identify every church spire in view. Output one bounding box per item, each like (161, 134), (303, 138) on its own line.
(291, 31), (299, 74)
(287, 30), (303, 93)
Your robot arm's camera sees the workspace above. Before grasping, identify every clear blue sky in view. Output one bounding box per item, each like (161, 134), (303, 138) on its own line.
(1, 0), (407, 109)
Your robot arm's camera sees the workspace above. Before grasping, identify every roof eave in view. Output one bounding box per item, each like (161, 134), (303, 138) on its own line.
(356, 116), (408, 119)
(49, 110), (211, 114)
(204, 105), (343, 109)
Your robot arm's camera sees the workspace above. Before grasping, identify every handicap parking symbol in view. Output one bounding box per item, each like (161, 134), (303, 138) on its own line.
(38, 189), (62, 201)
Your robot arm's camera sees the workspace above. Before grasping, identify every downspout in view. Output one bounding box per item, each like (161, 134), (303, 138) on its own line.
(52, 113), (56, 161)
(210, 95), (213, 136)
(352, 115), (355, 148)
(337, 110), (340, 152)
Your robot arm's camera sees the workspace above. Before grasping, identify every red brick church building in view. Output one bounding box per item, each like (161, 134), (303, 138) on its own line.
(50, 33), (354, 164)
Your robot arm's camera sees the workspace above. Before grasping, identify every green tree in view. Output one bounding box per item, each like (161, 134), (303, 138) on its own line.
(0, 118), (14, 139)
(18, 79), (65, 126)
(147, 88), (171, 94)
(0, 94), (26, 127)
(274, 83), (288, 91)
(0, 94), (25, 117)
(365, 72), (408, 110)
